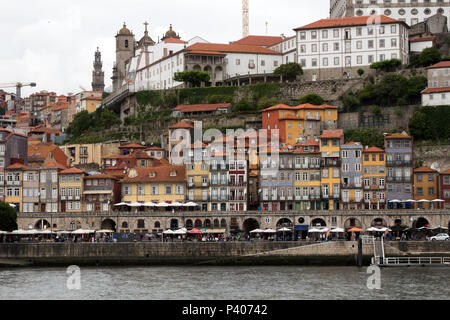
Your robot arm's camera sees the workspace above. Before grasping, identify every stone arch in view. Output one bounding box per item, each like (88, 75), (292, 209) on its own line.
(137, 219), (145, 229)
(311, 218), (326, 227)
(121, 222), (128, 229)
(277, 218), (293, 228)
(34, 219), (51, 230)
(371, 218), (387, 227)
(220, 219), (227, 228)
(193, 65), (201, 71)
(412, 217), (430, 229)
(213, 219), (220, 228)
(344, 218), (362, 229)
(204, 65), (212, 73)
(101, 219), (116, 231)
(185, 219), (193, 229)
(204, 219), (211, 228)
(243, 218), (259, 235)
(154, 221), (161, 229)
(194, 219), (203, 228)
(215, 66), (223, 82)
(170, 219), (179, 230)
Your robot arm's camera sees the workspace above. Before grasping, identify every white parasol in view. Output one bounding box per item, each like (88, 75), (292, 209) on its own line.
(263, 229), (277, 233)
(250, 229), (264, 233)
(331, 228), (345, 233)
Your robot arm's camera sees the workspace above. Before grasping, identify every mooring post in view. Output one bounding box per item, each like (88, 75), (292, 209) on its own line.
(357, 238), (363, 267)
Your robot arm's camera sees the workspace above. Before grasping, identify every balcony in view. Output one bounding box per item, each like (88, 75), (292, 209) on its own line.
(332, 193), (340, 198)
(229, 181), (246, 187)
(321, 159), (341, 167)
(295, 196), (301, 201)
(61, 196), (66, 200)
(229, 196), (245, 201)
(387, 160), (412, 167)
(302, 196), (309, 201)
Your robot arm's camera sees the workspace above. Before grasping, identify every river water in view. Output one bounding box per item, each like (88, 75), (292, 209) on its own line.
(0, 266), (449, 300)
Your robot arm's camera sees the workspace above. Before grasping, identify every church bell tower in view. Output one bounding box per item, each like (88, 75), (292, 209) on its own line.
(92, 47), (105, 92)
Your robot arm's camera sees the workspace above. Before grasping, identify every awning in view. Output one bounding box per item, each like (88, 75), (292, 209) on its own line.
(205, 229), (226, 234)
(83, 190), (113, 195)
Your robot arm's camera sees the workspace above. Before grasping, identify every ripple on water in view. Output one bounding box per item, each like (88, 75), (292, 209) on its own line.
(0, 266), (449, 300)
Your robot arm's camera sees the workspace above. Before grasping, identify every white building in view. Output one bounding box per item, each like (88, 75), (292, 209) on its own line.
(330, 0), (450, 28)
(409, 35), (436, 52)
(130, 42), (283, 90)
(268, 36), (297, 65)
(294, 15), (409, 81)
(421, 61), (450, 106)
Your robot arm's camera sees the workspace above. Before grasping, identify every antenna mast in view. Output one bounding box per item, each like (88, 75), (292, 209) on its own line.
(242, 0), (249, 38)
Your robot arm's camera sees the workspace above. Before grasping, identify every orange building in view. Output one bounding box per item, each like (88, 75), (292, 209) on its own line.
(261, 103), (338, 144)
(414, 166), (439, 209)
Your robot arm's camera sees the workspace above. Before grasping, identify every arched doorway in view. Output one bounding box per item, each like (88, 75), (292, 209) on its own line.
(220, 219), (227, 228)
(344, 218), (362, 229)
(213, 219), (220, 228)
(194, 219), (202, 228)
(215, 66), (223, 83)
(277, 218), (293, 228)
(170, 219), (179, 230)
(193, 65), (201, 71)
(311, 218), (326, 227)
(185, 219), (193, 229)
(34, 219), (50, 230)
(101, 219), (116, 231)
(371, 218), (387, 227)
(412, 217), (430, 229)
(243, 218), (259, 235)
(204, 219), (211, 228)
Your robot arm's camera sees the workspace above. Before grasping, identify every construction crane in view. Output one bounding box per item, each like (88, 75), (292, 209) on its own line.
(0, 82), (37, 112)
(242, 0), (249, 38)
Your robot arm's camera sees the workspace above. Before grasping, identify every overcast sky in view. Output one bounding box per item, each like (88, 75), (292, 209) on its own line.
(0, 0), (329, 97)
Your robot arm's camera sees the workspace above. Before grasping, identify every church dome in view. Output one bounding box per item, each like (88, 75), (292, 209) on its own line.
(119, 23), (132, 35)
(164, 24), (179, 39)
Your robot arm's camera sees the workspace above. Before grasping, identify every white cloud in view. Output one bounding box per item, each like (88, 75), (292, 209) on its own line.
(0, 0), (328, 97)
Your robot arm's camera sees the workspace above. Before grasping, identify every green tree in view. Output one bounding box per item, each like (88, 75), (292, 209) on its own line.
(66, 110), (93, 137)
(415, 47), (442, 67)
(298, 93), (324, 105)
(343, 93), (360, 112)
(234, 99), (254, 111)
(409, 111), (432, 141)
(357, 69), (365, 77)
(274, 62), (303, 79)
(0, 201), (17, 231)
(173, 70), (211, 87)
(101, 108), (121, 128)
(406, 76), (427, 104)
(372, 73), (409, 106)
(344, 129), (384, 149)
(370, 58), (402, 72)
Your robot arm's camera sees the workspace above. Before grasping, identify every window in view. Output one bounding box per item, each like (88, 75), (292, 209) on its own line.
(165, 186), (172, 194)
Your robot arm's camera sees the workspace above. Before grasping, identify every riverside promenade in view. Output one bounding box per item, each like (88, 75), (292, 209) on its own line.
(1, 241), (450, 267)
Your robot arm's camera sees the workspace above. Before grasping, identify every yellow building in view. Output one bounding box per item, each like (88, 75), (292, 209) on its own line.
(82, 96), (103, 113)
(320, 130), (344, 210)
(120, 166), (186, 204)
(4, 163), (25, 212)
(414, 166), (439, 209)
(362, 147), (387, 210)
(59, 168), (85, 213)
(61, 142), (121, 167)
(293, 138), (321, 210)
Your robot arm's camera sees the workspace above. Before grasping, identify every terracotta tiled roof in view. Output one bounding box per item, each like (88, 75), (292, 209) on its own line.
(187, 43), (281, 55)
(441, 169), (450, 175)
(262, 103), (338, 112)
(294, 15), (405, 31)
(6, 163), (27, 169)
(320, 129), (344, 139)
(233, 35), (284, 47)
(279, 115), (303, 121)
(146, 146), (164, 150)
(343, 141), (361, 146)
(121, 166), (186, 183)
(409, 36), (436, 43)
(364, 147), (385, 153)
(187, 50), (225, 55)
(385, 132), (412, 139)
(426, 61), (450, 69)
(421, 87), (450, 94)
(169, 121), (194, 129)
(174, 103), (231, 112)
(119, 143), (146, 149)
(163, 38), (186, 44)
(262, 104), (295, 111)
(414, 166), (438, 173)
(44, 161), (67, 170)
(60, 168), (85, 174)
